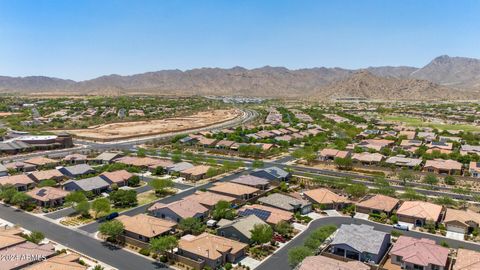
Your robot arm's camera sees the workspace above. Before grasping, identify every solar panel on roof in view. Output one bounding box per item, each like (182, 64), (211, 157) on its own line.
(238, 208), (271, 221)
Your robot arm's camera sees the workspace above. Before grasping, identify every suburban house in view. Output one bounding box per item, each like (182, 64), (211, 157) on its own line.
(317, 148), (350, 161)
(166, 162), (195, 174)
(330, 224), (391, 264)
(396, 200), (443, 226)
(230, 175), (270, 191)
(352, 152), (385, 165)
(303, 188), (349, 210)
(26, 187), (70, 207)
(180, 165), (211, 181)
(94, 152), (123, 164)
(63, 176), (110, 194)
(385, 155), (422, 169)
(62, 153), (88, 164)
(182, 191), (235, 210)
(399, 139), (423, 152)
(0, 164), (7, 177)
(355, 194), (399, 216)
(208, 182), (260, 203)
(176, 233), (247, 269)
(298, 255), (370, 270)
(217, 215), (267, 244)
(399, 130), (416, 140)
(453, 249), (480, 270)
(468, 161), (480, 178)
(215, 140), (235, 149)
(27, 169), (65, 183)
(417, 132), (437, 142)
(443, 208), (480, 234)
(148, 199), (209, 222)
(0, 174), (35, 191)
(59, 164), (96, 178)
(117, 214), (177, 244)
(426, 141), (453, 154)
(357, 139), (394, 151)
(460, 145), (480, 156)
(237, 204), (293, 225)
(25, 253), (87, 270)
(249, 166), (291, 182)
(257, 193), (312, 214)
(3, 161), (36, 172)
(389, 236), (449, 270)
(24, 157), (59, 168)
(100, 170), (133, 187)
(423, 159), (462, 175)
(0, 241), (56, 270)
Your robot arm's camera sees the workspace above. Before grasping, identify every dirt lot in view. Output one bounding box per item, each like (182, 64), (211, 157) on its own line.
(56, 109), (240, 141)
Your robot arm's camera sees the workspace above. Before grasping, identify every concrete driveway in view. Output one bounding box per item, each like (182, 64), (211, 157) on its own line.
(446, 231), (465, 241)
(354, 213), (369, 220)
(323, 210), (341, 216)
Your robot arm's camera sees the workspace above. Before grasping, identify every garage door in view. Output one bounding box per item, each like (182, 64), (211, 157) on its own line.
(447, 224), (466, 234)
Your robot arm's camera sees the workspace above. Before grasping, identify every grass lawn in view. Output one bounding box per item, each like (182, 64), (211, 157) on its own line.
(137, 190), (158, 205)
(382, 115), (480, 132)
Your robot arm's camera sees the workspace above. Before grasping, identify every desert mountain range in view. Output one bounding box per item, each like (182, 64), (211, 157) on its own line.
(1, 55), (480, 100)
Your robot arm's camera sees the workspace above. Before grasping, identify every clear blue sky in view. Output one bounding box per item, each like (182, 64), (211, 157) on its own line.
(1, 0), (479, 81)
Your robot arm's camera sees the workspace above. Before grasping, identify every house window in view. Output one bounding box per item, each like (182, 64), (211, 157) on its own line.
(413, 264), (424, 270)
(220, 231), (225, 236)
(431, 265), (440, 270)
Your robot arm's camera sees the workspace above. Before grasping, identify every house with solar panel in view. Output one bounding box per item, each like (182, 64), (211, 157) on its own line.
(249, 166), (291, 182)
(237, 204), (293, 225)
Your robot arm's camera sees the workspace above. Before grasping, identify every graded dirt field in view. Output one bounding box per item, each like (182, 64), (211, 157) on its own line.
(58, 109), (240, 141)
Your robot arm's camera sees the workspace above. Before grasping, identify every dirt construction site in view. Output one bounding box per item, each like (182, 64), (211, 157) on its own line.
(57, 109), (241, 142)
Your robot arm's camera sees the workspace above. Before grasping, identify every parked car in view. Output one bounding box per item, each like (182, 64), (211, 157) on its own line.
(105, 212), (119, 221)
(273, 234), (286, 243)
(393, 223), (409, 231)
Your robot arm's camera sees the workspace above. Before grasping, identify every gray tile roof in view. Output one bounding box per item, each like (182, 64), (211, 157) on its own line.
(257, 193), (311, 212)
(64, 176), (109, 191)
(167, 162), (194, 172)
(218, 215), (267, 239)
(331, 224), (388, 255)
(253, 166), (289, 178)
(60, 164), (95, 176)
(95, 152), (122, 162)
(231, 175), (269, 187)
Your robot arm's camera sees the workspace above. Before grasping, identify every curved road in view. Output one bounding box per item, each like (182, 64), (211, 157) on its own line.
(258, 216), (480, 270)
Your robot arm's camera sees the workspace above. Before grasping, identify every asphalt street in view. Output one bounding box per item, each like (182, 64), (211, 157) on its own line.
(0, 204), (172, 270)
(78, 169), (251, 233)
(257, 216), (480, 270)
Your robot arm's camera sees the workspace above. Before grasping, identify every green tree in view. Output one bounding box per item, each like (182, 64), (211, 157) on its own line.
(345, 183), (368, 198)
(400, 188), (426, 201)
(91, 197), (111, 219)
(250, 224), (273, 245)
(75, 201), (91, 217)
(178, 218), (206, 235)
(37, 179), (57, 187)
(99, 220), (124, 242)
(150, 235), (178, 255)
(252, 160), (265, 168)
(26, 231), (45, 244)
(109, 190), (137, 207)
(444, 175), (456, 185)
(171, 154), (182, 163)
(434, 196), (457, 207)
(288, 246), (313, 267)
(423, 173), (439, 186)
(127, 175), (140, 186)
(0, 185), (19, 204)
(212, 200), (235, 220)
(274, 221), (294, 237)
(65, 191), (87, 205)
(149, 178), (174, 195)
(11, 192), (32, 209)
(398, 169), (415, 186)
(334, 157), (353, 170)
